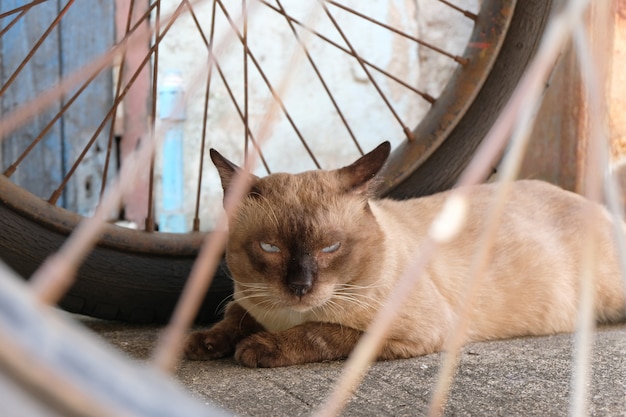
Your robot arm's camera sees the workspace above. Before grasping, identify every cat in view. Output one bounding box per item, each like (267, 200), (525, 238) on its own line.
(185, 141), (626, 368)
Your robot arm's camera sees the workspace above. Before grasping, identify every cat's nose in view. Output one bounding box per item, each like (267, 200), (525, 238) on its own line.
(288, 282), (312, 297)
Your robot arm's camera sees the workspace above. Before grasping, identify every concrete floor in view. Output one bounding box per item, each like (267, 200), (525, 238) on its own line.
(83, 317), (626, 416)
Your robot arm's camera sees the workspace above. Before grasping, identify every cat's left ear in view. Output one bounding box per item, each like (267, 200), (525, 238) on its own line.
(209, 149), (259, 196)
(337, 141), (391, 194)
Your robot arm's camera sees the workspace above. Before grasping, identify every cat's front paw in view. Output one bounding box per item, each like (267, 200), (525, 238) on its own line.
(184, 329), (234, 360)
(235, 332), (291, 368)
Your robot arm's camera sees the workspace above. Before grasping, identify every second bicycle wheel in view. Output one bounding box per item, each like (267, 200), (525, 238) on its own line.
(0, 0), (552, 322)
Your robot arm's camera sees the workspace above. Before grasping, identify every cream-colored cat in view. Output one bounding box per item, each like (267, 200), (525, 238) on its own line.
(185, 141), (626, 367)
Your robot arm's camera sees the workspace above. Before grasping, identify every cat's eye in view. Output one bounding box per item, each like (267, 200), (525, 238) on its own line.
(321, 242), (341, 253)
(259, 242), (281, 253)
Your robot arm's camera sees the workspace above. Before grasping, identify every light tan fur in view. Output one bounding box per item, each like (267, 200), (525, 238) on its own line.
(185, 142), (626, 367)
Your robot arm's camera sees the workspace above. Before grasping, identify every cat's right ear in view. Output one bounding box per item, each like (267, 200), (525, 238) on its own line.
(337, 141), (391, 195)
(209, 149), (259, 195)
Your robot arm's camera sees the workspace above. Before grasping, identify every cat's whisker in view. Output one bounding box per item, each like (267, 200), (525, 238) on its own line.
(321, 298), (349, 319)
(310, 306), (324, 321)
(233, 291), (275, 307)
(334, 282), (389, 291)
(340, 300), (378, 316)
(232, 280), (272, 290)
(259, 298), (282, 310)
(233, 284), (276, 300)
(257, 299), (286, 322)
(332, 296), (379, 315)
(232, 285), (267, 295)
(215, 295), (234, 316)
(221, 267), (235, 281)
(314, 299), (334, 318)
(318, 300), (338, 316)
(333, 287), (385, 303)
(332, 285), (390, 312)
(234, 287), (271, 296)
(331, 288), (385, 313)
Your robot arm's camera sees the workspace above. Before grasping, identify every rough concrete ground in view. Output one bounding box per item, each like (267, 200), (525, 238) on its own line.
(82, 317), (626, 416)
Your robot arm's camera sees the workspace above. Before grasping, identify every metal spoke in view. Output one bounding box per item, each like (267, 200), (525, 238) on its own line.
(145, 0), (162, 232)
(4, 64), (102, 180)
(185, 0), (271, 172)
(0, 0), (76, 100)
(276, 0), (363, 155)
(100, 0), (137, 198)
(4, 1), (156, 181)
(216, 0), (322, 169)
(260, 1), (435, 104)
(327, 0), (468, 65)
(0, 0), (47, 19)
(437, 0), (478, 20)
(47, 1), (180, 208)
(243, 0), (250, 164)
(319, 1), (415, 141)
(186, 0), (218, 232)
(0, 9), (26, 38)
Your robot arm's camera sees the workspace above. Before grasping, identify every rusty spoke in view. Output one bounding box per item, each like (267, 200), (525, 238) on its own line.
(0, 9), (27, 38)
(4, 0), (156, 182)
(260, 0), (435, 104)
(327, 0), (468, 65)
(437, 0), (478, 20)
(144, 0), (162, 232)
(184, 0), (272, 176)
(186, 0), (218, 232)
(185, 0), (271, 230)
(216, 0), (322, 169)
(186, 0), (270, 174)
(319, 1), (415, 141)
(214, 59), (271, 171)
(100, 0), (137, 198)
(276, 0), (363, 155)
(47, 0), (181, 208)
(0, 0), (47, 19)
(243, 0), (250, 165)
(0, 0), (76, 100)
(4, 62), (103, 180)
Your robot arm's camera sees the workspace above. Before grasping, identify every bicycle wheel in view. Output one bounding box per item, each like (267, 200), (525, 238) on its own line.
(0, 0), (553, 323)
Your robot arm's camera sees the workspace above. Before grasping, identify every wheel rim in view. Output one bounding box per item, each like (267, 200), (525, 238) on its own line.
(382, 0), (515, 191)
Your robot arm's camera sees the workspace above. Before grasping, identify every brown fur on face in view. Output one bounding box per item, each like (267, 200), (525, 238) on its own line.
(230, 171), (385, 316)
(215, 144), (391, 334)
(185, 142), (626, 368)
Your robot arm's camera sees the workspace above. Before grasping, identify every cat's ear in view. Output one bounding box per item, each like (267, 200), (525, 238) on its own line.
(337, 141), (391, 194)
(209, 149), (259, 195)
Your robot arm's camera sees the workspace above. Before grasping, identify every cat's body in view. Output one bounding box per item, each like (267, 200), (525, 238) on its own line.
(185, 142), (626, 367)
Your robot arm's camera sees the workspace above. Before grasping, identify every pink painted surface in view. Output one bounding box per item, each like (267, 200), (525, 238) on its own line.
(116, 0), (151, 227)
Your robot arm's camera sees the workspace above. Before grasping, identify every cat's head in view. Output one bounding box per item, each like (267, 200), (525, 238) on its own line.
(210, 142), (390, 316)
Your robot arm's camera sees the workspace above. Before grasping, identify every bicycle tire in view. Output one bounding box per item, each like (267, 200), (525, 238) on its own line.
(0, 0), (553, 323)
(0, 177), (233, 323)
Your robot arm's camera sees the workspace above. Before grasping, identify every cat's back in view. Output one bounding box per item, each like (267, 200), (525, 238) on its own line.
(369, 179), (616, 267)
(373, 179), (596, 233)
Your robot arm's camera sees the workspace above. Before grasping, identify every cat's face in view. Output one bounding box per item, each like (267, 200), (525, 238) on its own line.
(210, 142), (390, 315)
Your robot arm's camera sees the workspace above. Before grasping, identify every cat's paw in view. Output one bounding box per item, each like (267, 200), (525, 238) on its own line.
(184, 329), (234, 360)
(234, 332), (290, 368)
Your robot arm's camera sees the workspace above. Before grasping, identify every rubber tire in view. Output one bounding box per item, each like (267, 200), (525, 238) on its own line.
(0, 190), (232, 323)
